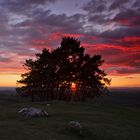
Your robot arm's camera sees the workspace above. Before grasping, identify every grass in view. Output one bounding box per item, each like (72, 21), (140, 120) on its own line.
(0, 90), (140, 140)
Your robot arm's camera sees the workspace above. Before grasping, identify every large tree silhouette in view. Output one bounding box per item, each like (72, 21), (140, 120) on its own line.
(17, 37), (111, 101)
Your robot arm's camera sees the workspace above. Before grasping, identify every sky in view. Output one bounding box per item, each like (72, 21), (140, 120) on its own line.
(0, 0), (140, 87)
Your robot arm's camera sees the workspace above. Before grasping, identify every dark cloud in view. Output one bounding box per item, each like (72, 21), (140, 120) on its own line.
(0, 56), (11, 63)
(126, 77), (135, 79)
(114, 9), (139, 20)
(113, 9), (140, 26)
(117, 67), (140, 75)
(83, 0), (107, 13)
(106, 52), (140, 68)
(32, 12), (84, 33)
(132, 0), (140, 8)
(82, 0), (140, 27)
(0, 0), (59, 13)
(100, 27), (140, 39)
(98, 48), (122, 56)
(109, 0), (130, 10)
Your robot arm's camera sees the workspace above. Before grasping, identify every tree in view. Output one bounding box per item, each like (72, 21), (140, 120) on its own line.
(17, 37), (111, 101)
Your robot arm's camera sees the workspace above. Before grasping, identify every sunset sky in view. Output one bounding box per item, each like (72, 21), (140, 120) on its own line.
(0, 0), (140, 87)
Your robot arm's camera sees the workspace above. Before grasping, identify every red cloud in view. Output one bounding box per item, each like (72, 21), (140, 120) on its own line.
(81, 42), (140, 76)
(114, 16), (140, 26)
(62, 33), (83, 38)
(82, 43), (129, 52)
(30, 32), (84, 50)
(30, 39), (52, 50)
(117, 19), (131, 26)
(48, 32), (83, 40)
(124, 37), (140, 42)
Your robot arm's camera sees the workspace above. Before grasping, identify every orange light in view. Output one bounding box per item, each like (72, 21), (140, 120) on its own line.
(71, 82), (76, 89)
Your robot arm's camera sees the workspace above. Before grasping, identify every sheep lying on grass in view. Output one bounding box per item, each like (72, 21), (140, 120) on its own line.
(19, 107), (49, 118)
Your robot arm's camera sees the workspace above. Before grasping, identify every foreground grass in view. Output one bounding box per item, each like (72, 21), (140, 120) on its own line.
(0, 93), (140, 140)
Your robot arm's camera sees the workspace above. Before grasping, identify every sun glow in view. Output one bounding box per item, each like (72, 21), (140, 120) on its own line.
(71, 82), (77, 89)
(0, 74), (21, 87)
(110, 74), (140, 87)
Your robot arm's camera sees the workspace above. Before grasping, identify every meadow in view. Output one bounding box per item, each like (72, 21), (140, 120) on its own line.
(0, 88), (140, 140)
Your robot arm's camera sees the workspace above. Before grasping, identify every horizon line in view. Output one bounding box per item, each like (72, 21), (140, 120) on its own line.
(0, 86), (140, 88)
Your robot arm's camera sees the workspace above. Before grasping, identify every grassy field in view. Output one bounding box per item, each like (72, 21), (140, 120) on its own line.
(0, 88), (140, 140)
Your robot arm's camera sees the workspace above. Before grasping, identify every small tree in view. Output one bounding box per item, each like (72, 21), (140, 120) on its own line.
(17, 37), (111, 101)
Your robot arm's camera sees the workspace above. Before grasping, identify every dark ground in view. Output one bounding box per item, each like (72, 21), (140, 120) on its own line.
(0, 87), (140, 140)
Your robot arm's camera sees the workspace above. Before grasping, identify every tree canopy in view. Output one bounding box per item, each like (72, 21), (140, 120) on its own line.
(17, 37), (111, 101)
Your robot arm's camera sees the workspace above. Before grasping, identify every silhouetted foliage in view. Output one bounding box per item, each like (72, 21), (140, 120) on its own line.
(17, 37), (111, 101)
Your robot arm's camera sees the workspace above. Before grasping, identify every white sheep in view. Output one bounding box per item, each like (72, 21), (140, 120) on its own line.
(19, 107), (49, 117)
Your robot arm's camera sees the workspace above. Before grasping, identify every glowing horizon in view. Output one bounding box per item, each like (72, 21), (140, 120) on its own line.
(0, 73), (140, 88)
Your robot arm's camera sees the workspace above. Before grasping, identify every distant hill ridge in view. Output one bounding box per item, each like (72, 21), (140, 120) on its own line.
(0, 87), (16, 94)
